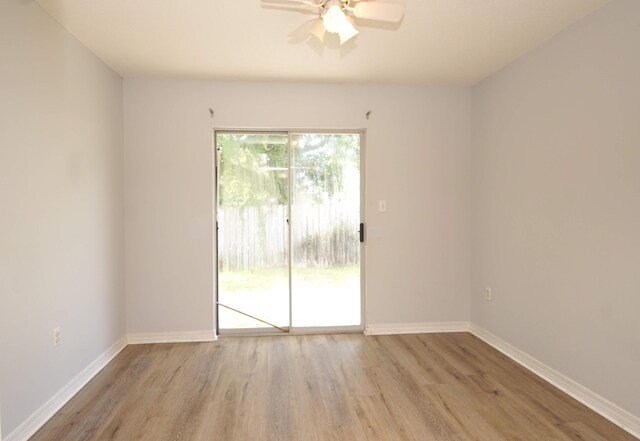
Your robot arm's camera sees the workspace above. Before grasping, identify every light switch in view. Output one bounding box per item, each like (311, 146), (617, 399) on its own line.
(378, 200), (387, 212)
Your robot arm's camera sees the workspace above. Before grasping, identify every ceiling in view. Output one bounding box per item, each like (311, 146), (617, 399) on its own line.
(37, 0), (611, 85)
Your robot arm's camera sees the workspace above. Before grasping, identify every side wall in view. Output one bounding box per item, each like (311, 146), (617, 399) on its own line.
(0, 1), (125, 436)
(123, 81), (471, 334)
(471, 0), (640, 419)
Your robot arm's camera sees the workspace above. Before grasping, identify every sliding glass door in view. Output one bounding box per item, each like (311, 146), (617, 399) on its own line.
(216, 131), (362, 334)
(217, 133), (290, 331)
(290, 133), (361, 328)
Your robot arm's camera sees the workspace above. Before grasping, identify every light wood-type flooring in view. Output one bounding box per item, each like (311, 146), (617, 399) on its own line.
(31, 333), (637, 441)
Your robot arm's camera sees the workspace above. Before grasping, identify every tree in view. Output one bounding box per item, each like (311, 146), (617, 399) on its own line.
(217, 133), (289, 207)
(217, 132), (360, 207)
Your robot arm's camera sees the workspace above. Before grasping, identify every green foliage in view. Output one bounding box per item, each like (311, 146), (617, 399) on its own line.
(217, 133), (360, 207)
(292, 133), (360, 204)
(218, 133), (289, 207)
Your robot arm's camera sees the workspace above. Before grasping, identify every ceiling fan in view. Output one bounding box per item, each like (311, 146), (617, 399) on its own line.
(261, 0), (406, 44)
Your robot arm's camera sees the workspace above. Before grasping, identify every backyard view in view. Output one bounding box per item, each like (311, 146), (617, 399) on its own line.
(217, 132), (361, 331)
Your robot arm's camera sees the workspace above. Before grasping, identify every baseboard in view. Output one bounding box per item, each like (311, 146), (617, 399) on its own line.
(468, 323), (640, 439)
(4, 336), (128, 441)
(3, 331), (217, 441)
(126, 330), (218, 344)
(364, 321), (470, 336)
(5, 326), (638, 441)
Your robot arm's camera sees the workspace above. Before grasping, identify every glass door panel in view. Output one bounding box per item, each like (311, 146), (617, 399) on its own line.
(217, 133), (290, 331)
(290, 133), (361, 328)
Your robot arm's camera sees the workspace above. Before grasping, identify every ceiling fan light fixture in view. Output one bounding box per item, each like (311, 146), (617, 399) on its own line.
(262, 0), (406, 46)
(338, 19), (359, 44)
(309, 18), (327, 41)
(322, 1), (358, 43)
(322, 4), (346, 33)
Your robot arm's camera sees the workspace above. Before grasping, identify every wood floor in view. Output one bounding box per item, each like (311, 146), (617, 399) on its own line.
(31, 333), (637, 441)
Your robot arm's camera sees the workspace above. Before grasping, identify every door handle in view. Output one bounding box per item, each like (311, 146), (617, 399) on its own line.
(359, 223), (365, 243)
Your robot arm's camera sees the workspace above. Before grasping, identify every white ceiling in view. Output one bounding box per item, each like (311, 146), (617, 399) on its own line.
(37, 0), (611, 85)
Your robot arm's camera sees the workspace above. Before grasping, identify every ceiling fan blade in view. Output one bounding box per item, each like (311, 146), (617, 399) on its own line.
(261, 0), (320, 7)
(288, 18), (325, 43)
(262, 3), (321, 14)
(289, 18), (315, 43)
(309, 18), (326, 42)
(352, 2), (405, 22)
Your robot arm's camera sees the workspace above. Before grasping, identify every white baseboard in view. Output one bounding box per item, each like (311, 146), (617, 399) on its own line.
(365, 321), (470, 336)
(468, 323), (640, 440)
(4, 336), (128, 441)
(3, 330), (217, 441)
(5, 325), (638, 440)
(126, 330), (217, 344)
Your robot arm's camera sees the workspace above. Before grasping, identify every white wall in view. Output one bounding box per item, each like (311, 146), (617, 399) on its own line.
(2, 0), (638, 436)
(123, 81), (471, 333)
(472, 0), (640, 419)
(0, 1), (125, 436)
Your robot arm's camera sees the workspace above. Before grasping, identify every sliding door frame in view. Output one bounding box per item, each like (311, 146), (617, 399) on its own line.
(213, 128), (366, 337)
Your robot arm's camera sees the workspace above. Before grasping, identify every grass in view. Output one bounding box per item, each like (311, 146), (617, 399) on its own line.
(219, 265), (359, 292)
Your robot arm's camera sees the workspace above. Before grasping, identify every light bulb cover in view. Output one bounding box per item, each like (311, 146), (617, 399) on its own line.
(322, 4), (346, 34)
(338, 19), (359, 44)
(322, 2), (359, 44)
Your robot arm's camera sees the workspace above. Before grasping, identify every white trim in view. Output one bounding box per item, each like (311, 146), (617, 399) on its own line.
(363, 321), (640, 438)
(5, 325), (638, 441)
(3, 331), (217, 441)
(126, 330), (217, 344)
(213, 129), (367, 336)
(468, 323), (640, 440)
(364, 321), (470, 336)
(4, 336), (127, 441)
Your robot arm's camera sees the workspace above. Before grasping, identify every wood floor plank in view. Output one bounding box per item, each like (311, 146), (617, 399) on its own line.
(29, 333), (638, 441)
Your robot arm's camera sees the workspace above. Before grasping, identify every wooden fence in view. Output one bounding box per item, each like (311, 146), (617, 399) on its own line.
(218, 202), (359, 271)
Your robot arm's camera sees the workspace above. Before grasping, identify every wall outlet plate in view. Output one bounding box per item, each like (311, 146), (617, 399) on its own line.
(53, 327), (61, 346)
(484, 287), (492, 301)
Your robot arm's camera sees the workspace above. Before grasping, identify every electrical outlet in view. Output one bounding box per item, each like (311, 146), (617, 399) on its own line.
(53, 327), (61, 347)
(484, 287), (492, 301)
